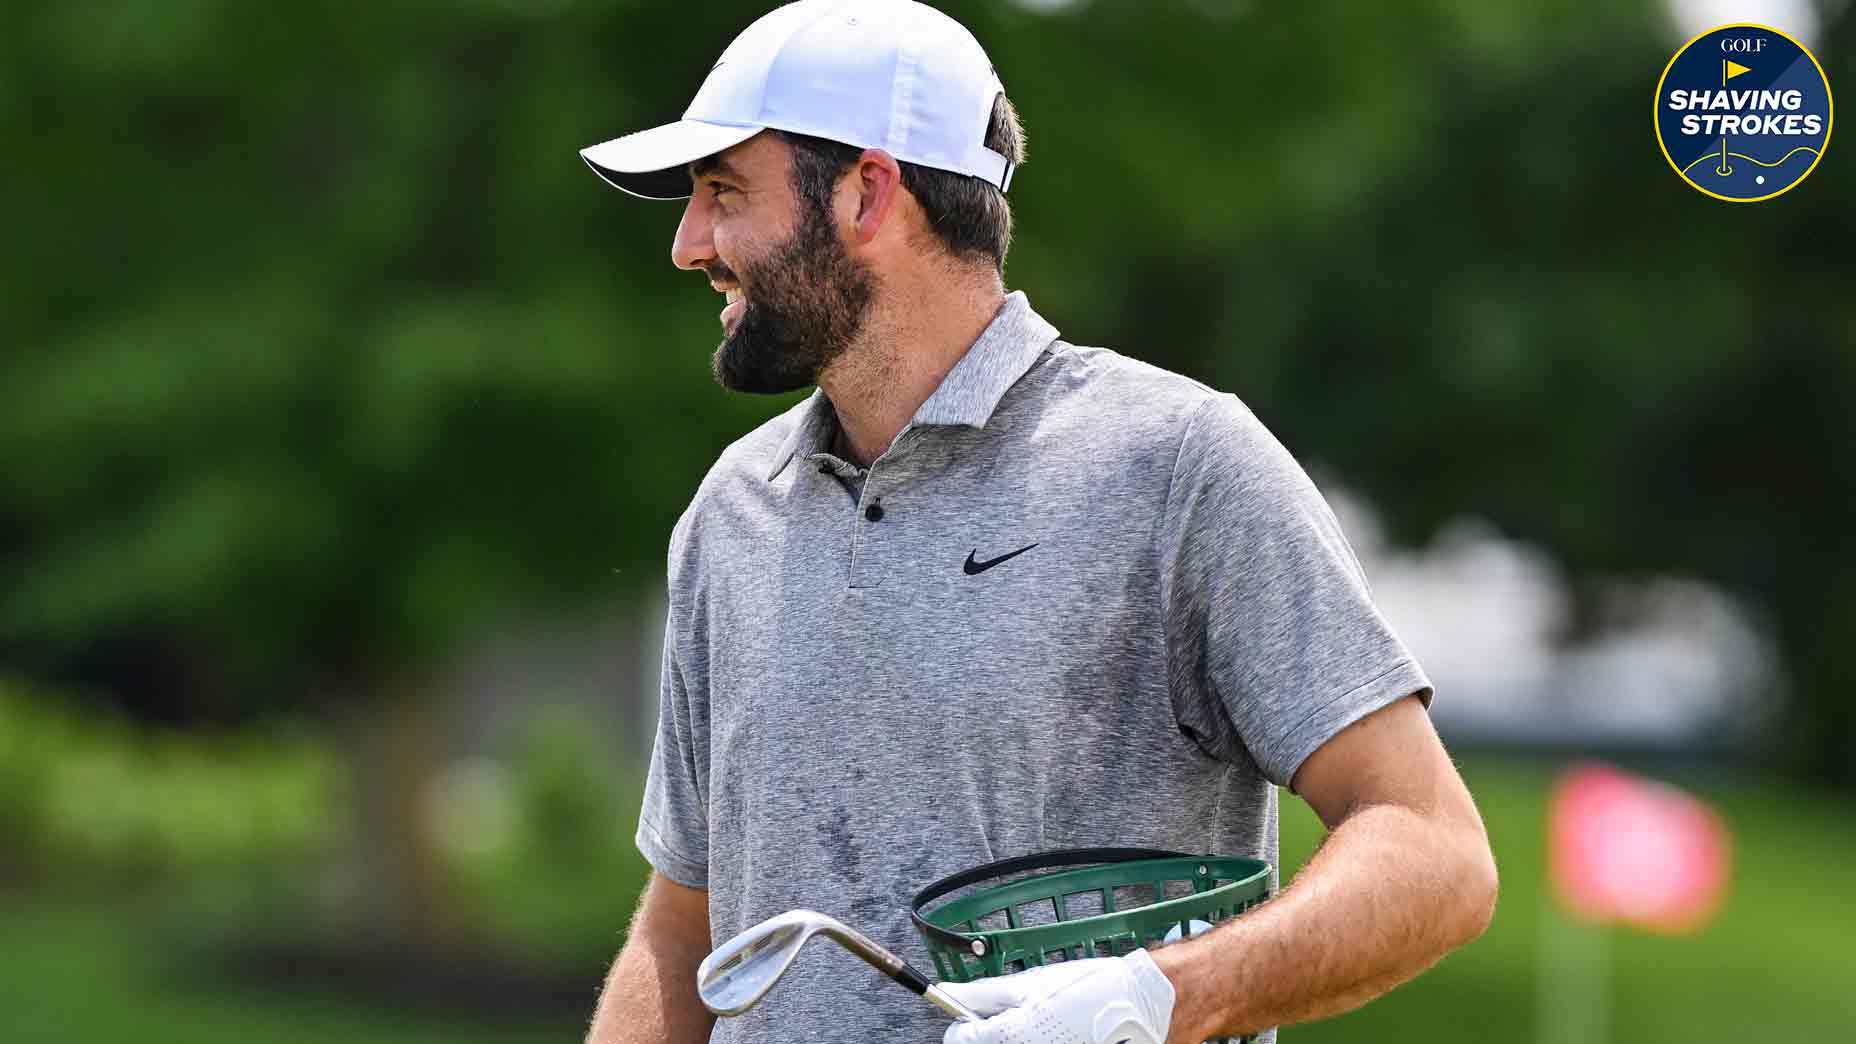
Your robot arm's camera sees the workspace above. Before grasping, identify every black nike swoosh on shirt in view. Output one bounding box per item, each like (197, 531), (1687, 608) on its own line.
(963, 543), (1038, 575)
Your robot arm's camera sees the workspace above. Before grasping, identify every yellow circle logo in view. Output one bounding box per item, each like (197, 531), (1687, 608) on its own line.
(1654, 24), (1833, 202)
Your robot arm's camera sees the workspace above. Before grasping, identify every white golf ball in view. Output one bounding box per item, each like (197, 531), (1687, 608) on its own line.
(1162, 918), (1214, 944)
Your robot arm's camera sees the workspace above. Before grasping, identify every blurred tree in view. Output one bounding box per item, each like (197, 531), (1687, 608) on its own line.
(0, 0), (787, 950)
(3, 0), (1853, 962)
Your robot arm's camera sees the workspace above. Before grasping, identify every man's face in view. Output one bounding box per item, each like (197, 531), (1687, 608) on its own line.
(671, 134), (875, 394)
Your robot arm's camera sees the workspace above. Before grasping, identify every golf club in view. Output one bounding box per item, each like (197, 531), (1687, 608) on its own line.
(697, 909), (983, 1023)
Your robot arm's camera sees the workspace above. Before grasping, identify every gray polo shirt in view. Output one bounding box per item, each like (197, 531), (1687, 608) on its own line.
(639, 291), (1431, 1044)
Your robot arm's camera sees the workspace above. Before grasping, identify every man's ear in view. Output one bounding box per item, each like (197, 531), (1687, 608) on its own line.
(848, 148), (904, 245)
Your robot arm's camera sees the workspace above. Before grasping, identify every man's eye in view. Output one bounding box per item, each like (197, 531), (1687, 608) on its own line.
(708, 182), (734, 198)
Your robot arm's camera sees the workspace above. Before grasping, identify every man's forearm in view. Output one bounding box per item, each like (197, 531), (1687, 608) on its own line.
(1150, 802), (1498, 1042)
(586, 931), (716, 1044)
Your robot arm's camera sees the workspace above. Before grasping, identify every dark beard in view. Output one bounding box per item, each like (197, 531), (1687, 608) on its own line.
(710, 202), (876, 395)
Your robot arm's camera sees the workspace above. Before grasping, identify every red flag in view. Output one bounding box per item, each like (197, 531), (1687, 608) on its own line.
(1547, 762), (1731, 934)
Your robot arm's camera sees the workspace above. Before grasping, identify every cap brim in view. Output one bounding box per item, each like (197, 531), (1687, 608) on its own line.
(580, 120), (765, 200)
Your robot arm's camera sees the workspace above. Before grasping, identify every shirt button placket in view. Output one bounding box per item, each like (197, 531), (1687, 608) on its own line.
(848, 470), (890, 589)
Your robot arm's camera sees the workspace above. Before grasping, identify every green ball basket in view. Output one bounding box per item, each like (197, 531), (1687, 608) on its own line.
(911, 847), (1273, 1044)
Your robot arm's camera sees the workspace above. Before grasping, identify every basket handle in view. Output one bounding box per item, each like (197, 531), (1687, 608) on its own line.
(910, 847), (1190, 957)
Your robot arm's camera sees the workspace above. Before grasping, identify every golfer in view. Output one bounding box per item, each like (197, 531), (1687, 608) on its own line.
(581, 3), (1496, 1042)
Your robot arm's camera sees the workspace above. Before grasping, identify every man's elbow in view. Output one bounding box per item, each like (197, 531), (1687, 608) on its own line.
(1449, 835), (1499, 948)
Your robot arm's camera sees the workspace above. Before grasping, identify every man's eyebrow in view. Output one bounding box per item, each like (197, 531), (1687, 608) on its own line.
(690, 154), (746, 182)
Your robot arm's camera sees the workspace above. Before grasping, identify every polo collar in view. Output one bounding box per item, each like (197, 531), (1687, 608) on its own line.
(765, 291), (1060, 481)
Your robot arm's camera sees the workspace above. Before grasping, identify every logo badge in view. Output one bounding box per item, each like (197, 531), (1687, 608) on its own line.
(1655, 24), (1833, 202)
(963, 543), (1038, 576)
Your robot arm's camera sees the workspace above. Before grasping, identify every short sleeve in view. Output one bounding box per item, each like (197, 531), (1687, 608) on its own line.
(1160, 395), (1433, 791)
(635, 517), (711, 889)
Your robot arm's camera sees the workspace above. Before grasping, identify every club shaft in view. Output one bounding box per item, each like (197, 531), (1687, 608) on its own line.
(925, 983), (985, 1023)
(824, 924), (982, 1023)
(822, 922), (908, 976)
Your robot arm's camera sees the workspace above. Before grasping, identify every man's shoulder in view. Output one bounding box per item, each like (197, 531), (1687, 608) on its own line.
(1025, 340), (1240, 446)
(666, 395), (812, 564)
(714, 393), (813, 483)
(1048, 340), (1222, 397)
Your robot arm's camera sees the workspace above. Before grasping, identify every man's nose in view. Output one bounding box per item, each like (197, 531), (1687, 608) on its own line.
(671, 196), (714, 271)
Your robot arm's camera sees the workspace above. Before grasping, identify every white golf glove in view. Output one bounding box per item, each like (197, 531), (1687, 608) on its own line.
(939, 948), (1176, 1044)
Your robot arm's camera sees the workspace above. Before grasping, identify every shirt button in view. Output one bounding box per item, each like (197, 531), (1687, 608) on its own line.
(864, 501), (885, 522)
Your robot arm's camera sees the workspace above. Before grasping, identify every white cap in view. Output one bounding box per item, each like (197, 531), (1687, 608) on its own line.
(580, 0), (1014, 200)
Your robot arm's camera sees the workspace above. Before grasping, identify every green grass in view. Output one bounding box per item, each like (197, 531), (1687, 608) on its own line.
(1276, 759), (1856, 1042)
(4, 757), (1853, 1042)
(0, 894), (567, 1044)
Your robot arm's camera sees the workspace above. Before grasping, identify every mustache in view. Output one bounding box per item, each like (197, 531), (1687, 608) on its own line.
(706, 262), (740, 286)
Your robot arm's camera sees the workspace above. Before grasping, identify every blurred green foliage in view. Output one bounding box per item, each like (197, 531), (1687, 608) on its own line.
(7, 758), (1853, 1039)
(1, 897), (565, 1044)
(1, 678), (647, 973)
(0, 0), (1850, 765)
(0, 676), (340, 884)
(2, 0), (757, 713)
(0, 676), (653, 988)
(438, 707), (652, 971)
